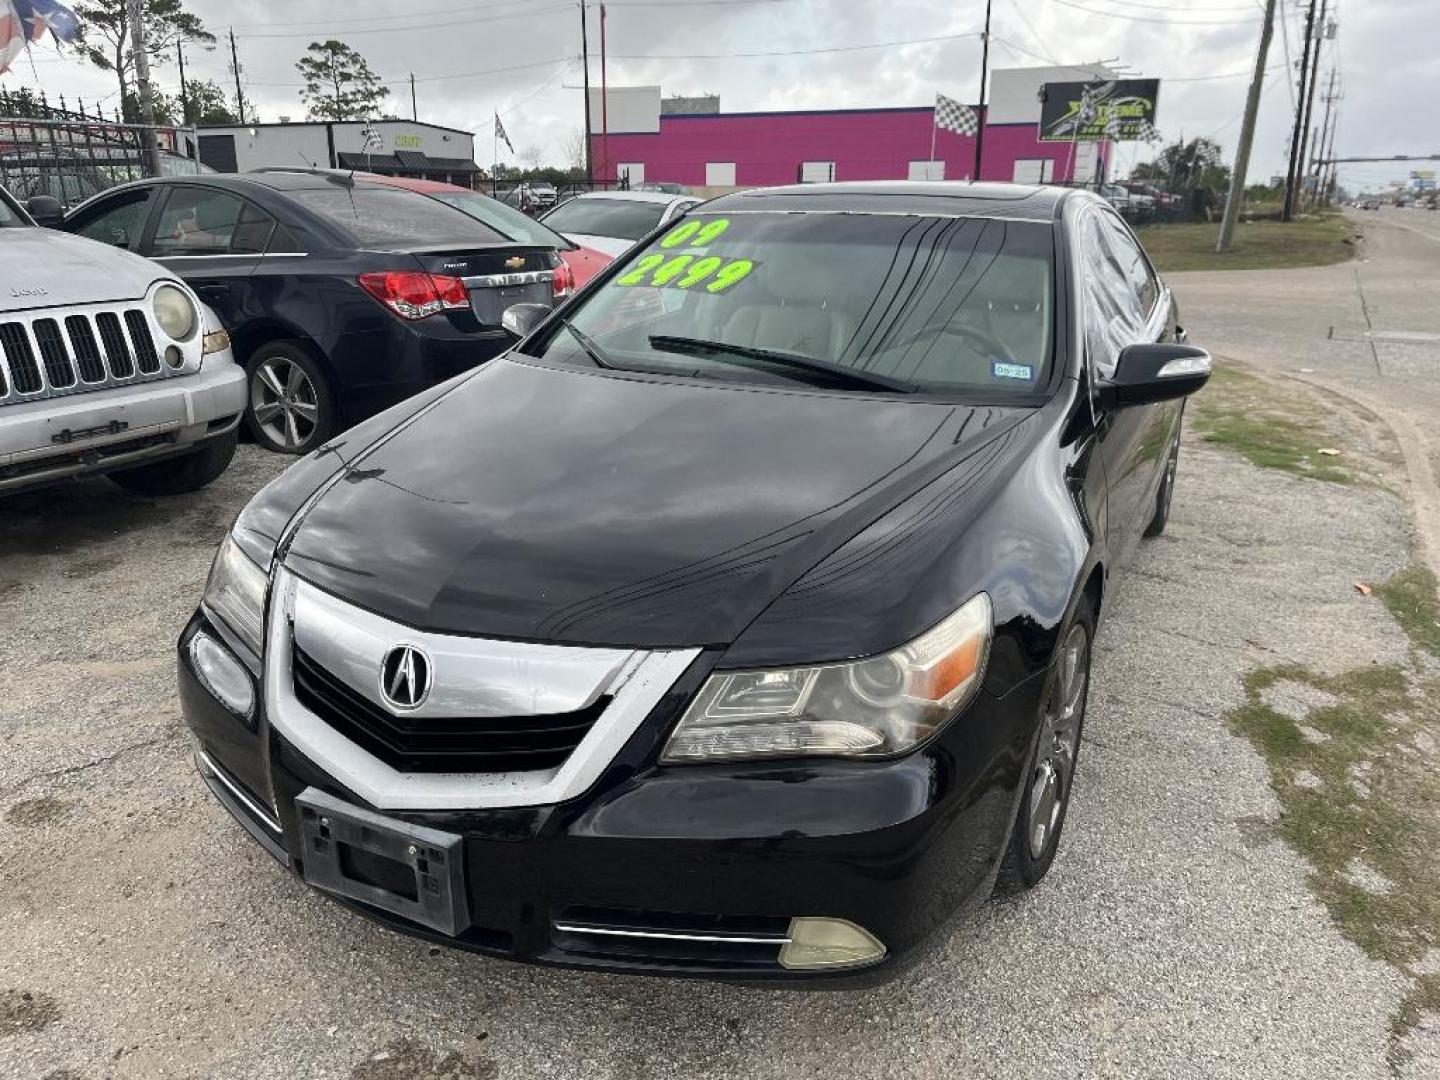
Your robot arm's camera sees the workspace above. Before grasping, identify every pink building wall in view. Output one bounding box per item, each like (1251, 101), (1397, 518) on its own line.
(589, 107), (1110, 187)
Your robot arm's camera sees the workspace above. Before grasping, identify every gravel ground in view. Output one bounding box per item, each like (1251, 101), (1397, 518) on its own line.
(0, 395), (1430, 1079)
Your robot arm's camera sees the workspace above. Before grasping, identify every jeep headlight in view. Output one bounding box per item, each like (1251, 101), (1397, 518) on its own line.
(662, 593), (992, 763)
(152, 283), (197, 341)
(202, 534), (269, 656)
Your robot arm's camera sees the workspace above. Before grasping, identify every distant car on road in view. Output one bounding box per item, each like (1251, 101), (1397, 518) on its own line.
(0, 185), (244, 496)
(61, 170), (571, 454)
(354, 173), (612, 290)
(1360, 199), (1381, 211)
(539, 189), (702, 258)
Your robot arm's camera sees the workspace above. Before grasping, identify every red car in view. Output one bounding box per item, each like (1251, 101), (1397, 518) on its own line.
(358, 174), (613, 289)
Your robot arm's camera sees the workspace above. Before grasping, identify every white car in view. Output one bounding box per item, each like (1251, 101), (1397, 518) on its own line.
(538, 190), (702, 258)
(0, 186), (246, 496)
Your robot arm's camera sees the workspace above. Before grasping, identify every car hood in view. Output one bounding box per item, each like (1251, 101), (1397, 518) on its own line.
(0, 228), (167, 312)
(558, 244), (613, 287)
(283, 358), (1032, 648)
(558, 232), (634, 259)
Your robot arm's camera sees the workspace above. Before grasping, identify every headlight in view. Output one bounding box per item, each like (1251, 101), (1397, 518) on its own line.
(202, 534), (269, 656)
(662, 593), (992, 764)
(152, 284), (198, 341)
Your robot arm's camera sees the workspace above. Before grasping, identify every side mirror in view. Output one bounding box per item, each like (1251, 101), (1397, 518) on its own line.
(501, 302), (551, 339)
(26, 195), (64, 227)
(1098, 343), (1212, 408)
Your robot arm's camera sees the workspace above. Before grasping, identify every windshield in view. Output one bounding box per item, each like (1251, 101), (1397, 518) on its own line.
(288, 186), (509, 247)
(527, 211), (1055, 395)
(541, 197), (668, 241)
(431, 190), (569, 248)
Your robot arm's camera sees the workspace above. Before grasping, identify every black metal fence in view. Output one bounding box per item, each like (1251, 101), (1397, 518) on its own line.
(0, 90), (198, 211)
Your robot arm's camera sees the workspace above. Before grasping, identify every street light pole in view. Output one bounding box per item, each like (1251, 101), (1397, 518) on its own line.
(1295, 0), (1328, 211)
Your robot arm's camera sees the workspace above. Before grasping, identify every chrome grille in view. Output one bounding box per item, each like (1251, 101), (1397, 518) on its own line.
(0, 305), (185, 406)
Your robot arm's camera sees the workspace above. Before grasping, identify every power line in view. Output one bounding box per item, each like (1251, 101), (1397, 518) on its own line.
(609, 28), (983, 62)
(1042, 0), (1261, 25)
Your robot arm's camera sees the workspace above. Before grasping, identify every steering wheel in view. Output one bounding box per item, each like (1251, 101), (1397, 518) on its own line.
(881, 319), (1021, 372)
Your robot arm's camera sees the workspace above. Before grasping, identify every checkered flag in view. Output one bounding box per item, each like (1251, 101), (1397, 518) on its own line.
(935, 93), (979, 136)
(1136, 119), (1163, 145)
(361, 123), (383, 153)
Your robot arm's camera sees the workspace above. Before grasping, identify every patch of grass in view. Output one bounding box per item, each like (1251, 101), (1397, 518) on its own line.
(1194, 364), (1354, 485)
(1137, 212), (1356, 273)
(1226, 663), (1440, 1057)
(1374, 563), (1440, 660)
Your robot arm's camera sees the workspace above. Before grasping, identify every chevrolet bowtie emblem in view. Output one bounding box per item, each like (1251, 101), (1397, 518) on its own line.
(504, 256), (526, 269)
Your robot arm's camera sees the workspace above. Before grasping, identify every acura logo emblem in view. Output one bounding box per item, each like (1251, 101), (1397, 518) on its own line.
(380, 645), (431, 710)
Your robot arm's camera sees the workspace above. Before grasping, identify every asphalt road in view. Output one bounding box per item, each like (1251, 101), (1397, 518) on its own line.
(1, 220), (1436, 1079)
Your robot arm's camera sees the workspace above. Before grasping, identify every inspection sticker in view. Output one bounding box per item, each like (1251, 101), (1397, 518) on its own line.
(992, 361), (1034, 381)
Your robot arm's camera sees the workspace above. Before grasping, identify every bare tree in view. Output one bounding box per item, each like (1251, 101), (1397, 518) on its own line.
(561, 126), (586, 171)
(74, 0), (215, 122)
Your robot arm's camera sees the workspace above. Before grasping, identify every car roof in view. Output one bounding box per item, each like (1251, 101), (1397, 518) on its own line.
(567, 190), (691, 205)
(702, 181), (1071, 221)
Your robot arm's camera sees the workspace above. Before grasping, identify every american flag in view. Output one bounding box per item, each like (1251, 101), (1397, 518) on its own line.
(17, 0), (78, 42)
(934, 93), (979, 137)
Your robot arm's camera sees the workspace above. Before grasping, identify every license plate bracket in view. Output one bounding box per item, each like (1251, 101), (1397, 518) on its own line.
(296, 788), (469, 936)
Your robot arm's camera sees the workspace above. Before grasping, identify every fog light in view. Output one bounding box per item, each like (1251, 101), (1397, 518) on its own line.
(189, 631), (255, 719)
(164, 345), (184, 368)
(778, 918), (886, 971)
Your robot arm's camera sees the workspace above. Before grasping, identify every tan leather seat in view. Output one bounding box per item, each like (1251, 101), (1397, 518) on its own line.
(720, 303), (855, 360)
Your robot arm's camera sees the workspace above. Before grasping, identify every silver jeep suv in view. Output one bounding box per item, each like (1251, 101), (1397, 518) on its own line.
(0, 186), (245, 496)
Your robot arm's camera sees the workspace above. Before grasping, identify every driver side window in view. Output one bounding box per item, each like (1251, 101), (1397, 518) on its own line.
(1081, 209), (1157, 377)
(74, 189), (153, 251)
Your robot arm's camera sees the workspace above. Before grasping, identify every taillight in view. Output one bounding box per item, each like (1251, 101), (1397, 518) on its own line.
(357, 271), (471, 320)
(551, 260), (575, 300)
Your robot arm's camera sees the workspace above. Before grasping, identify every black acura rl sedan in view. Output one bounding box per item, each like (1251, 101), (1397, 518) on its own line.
(179, 182), (1210, 981)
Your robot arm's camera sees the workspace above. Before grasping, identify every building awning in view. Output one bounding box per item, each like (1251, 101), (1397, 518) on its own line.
(337, 150), (480, 175)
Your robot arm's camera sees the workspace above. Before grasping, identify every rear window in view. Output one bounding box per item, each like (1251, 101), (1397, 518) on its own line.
(541, 198), (668, 241)
(287, 186), (509, 247)
(431, 191), (568, 248)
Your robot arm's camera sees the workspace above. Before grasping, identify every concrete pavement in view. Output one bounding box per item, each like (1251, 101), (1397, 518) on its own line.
(2, 220), (1438, 1078)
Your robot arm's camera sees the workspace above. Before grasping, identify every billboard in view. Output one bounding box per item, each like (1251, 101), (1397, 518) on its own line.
(1039, 79), (1161, 142)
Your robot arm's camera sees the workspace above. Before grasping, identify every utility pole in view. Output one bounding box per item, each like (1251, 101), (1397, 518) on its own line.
(580, 0), (593, 186)
(1294, 0), (1328, 212)
(1308, 66), (1337, 208)
(127, 0), (163, 176)
(409, 74), (417, 121)
(1282, 0), (1317, 221)
(1317, 79), (1342, 206)
(176, 41), (190, 125)
(229, 29), (247, 125)
(1218, 0), (1278, 252)
(972, 0), (992, 181)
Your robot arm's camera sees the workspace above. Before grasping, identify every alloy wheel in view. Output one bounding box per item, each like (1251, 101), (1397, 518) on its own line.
(1027, 623), (1089, 859)
(250, 356), (320, 452)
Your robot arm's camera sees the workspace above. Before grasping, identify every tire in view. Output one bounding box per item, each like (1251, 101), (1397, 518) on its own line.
(994, 603), (1094, 894)
(244, 341), (335, 455)
(108, 431), (237, 497)
(1144, 435), (1180, 538)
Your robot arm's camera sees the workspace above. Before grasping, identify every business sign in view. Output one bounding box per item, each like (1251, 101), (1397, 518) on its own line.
(1412, 169), (1436, 190)
(1039, 79), (1161, 142)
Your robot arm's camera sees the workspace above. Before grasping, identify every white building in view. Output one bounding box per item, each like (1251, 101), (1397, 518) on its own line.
(197, 119), (481, 187)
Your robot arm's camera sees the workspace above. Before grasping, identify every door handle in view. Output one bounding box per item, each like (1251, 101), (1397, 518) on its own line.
(197, 283), (230, 297)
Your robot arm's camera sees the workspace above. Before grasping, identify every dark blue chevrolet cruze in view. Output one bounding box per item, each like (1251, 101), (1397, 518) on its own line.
(62, 170), (572, 453)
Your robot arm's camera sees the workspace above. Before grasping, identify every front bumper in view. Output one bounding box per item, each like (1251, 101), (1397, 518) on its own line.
(178, 609), (1041, 982)
(0, 359), (245, 493)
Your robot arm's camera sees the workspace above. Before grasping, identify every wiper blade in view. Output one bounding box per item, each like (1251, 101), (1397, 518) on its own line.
(648, 335), (916, 393)
(561, 318), (619, 370)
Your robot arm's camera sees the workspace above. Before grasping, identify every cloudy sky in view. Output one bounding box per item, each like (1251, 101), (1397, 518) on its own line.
(9, 0), (1430, 193)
